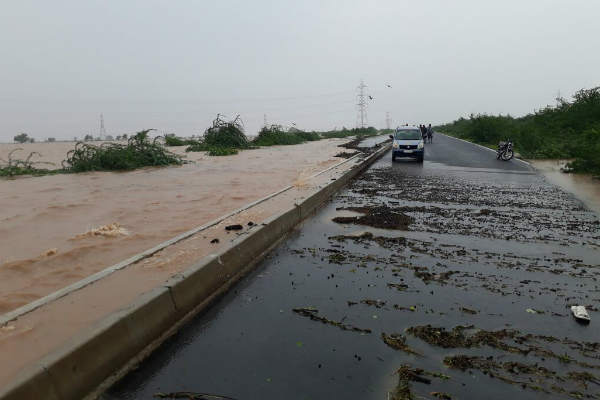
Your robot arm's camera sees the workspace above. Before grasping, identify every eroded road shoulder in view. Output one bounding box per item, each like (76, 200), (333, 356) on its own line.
(104, 138), (600, 400)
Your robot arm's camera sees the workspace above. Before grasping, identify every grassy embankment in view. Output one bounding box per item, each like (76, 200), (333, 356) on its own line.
(435, 87), (600, 174)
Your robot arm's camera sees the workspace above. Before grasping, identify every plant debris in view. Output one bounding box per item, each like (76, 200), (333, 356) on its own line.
(292, 308), (371, 334)
(381, 333), (420, 355)
(430, 392), (452, 400)
(361, 299), (386, 308)
(334, 151), (359, 158)
(389, 365), (454, 400)
(332, 205), (413, 230)
(444, 355), (600, 397)
(154, 392), (237, 400)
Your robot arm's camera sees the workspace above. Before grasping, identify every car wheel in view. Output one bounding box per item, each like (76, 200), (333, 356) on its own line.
(392, 154), (396, 162)
(416, 156), (424, 163)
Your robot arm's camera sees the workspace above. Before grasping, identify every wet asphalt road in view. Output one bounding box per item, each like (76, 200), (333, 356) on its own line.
(103, 135), (600, 400)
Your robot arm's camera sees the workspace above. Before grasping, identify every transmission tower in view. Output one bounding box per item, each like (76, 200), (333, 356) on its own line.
(356, 80), (367, 128)
(264, 114), (268, 128)
(99, 113), (107, 138)
(385, 112), (391, 130)
(555, 90), (562, 106)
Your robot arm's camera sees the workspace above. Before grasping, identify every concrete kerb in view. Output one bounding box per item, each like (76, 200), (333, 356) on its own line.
(297, 146), (389, 219)
(0, 286), (177, 400)
(0, 364), (60, 400)
(0, 143), (390, 400)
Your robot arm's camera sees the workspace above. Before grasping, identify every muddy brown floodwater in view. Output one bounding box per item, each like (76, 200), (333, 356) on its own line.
(0, 139), (346, 313)
(530, 159), (600, 215)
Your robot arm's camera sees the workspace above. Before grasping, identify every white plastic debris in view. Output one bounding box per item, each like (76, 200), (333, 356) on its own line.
(571, 305), (591, 322)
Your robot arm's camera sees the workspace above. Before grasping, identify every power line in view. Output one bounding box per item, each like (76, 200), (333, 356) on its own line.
(356, 80), (367, 128)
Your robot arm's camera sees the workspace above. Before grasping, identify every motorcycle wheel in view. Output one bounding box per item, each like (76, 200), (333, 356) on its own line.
(501, 149), (514, 161)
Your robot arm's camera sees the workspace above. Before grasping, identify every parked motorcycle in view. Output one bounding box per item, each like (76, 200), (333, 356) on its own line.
(497, 140), (514, 161)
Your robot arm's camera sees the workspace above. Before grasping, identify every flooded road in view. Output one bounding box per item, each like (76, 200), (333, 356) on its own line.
(0, 140), (345, 313)
(530, 159), (600, 216)
(103, 134), (600, 400)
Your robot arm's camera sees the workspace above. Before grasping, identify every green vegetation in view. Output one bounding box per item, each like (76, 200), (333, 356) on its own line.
(201, 115), (249, 149)
(251, 125), (377, 148)
(0, 149), (57, 177)
(164, 134), (189, 146)
(294, 130), (321, 141)
(185, 115), (250, 156)
(183, 114), (381, 156)
(206, 146), (238, 156)
(3, 114), (386, 177)
(253, 125), (306, 146)
(320, 126), (378, 139)
(13, 133), (32, 143)
(436, 86), (600, 173)
(63, 130), (183, 172)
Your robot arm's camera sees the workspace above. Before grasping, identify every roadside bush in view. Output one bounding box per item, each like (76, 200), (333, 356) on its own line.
(63, 129), (183, 172)
(186, 115), (250, 155)
(320, 126), (378, 139)
(253, 125), (305, 146)
(436, 86), (600, 173)
(0, 149), (56, 177)
(202, 115), (249, 149)
(295, 130), (321, 141)
(207, 147), (238, 156)
(164, 134), (187, 146)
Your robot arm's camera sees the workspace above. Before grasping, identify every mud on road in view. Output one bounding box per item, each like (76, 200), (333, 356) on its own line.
(105, 144), (600, 400)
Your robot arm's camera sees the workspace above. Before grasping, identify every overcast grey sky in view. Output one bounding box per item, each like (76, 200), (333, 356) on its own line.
(1, 0), (599, 141)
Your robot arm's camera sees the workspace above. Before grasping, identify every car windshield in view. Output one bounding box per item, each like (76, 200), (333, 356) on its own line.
(394, 129), (421, 140)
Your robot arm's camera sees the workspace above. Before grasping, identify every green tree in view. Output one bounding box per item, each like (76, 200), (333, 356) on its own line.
(14, 133), (30, 143)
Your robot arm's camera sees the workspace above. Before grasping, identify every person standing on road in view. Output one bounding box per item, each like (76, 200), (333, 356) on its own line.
(427, 124), (433, 143)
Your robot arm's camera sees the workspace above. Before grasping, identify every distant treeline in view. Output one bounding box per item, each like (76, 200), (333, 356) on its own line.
(436, 86), (600, 173)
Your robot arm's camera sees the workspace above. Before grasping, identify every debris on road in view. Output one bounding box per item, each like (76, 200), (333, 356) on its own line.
(332, 205), (413, 230)
(571, 305), (591, 323)
(154, 392), (237, 399)
(381, 333), (421, 355)
(292, 307), (372, 334)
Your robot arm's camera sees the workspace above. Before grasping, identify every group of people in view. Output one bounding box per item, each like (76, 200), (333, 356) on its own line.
(419, 124), (434, 143)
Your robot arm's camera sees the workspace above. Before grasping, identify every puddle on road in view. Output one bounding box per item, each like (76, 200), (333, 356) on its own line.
(531, 159), (600, 216)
